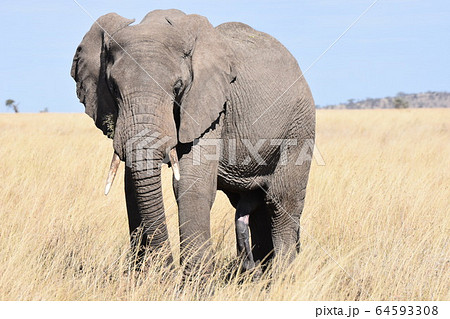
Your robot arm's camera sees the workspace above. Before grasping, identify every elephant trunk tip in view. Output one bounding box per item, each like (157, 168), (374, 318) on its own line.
(104, 152), (121, 195)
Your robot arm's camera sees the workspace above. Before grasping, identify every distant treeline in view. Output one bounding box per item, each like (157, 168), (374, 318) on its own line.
(322, 91), (450, 109)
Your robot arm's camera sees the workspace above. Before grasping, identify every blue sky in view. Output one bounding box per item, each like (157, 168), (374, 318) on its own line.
(0, 0), (449, 112)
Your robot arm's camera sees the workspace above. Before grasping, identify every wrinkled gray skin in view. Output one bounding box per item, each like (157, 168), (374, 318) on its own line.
(71, 10), (315, 274)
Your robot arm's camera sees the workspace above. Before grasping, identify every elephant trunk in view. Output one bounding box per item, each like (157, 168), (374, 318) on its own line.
(115, 93), (178, 261)
(104, 149), (179, 196)
(129, 147), (169, 250)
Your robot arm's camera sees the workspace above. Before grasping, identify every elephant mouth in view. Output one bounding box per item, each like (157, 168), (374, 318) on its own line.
(103, 149), (180, 196)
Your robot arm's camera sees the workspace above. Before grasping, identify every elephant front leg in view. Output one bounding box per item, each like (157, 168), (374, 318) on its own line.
(174, 144), (219, 276)
(235, 212), (255, 271)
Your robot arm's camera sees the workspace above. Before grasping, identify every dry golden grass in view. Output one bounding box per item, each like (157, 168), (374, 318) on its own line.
(0, 109), (448, 300)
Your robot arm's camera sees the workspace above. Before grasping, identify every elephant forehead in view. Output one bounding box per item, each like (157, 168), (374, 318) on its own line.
(110, 24), (193, 54)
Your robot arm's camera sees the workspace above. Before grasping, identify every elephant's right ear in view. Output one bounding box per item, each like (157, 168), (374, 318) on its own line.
(71, 13), (134, 138)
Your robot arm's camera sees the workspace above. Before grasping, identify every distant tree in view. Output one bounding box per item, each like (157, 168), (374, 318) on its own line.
(346, 98), (358, 109)
(39, 107), (49, 113)
(393, 97), (409, 109)
(5, 99), (19, 113)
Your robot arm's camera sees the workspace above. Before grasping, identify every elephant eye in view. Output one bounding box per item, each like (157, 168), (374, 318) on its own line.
(173, 79), (183, 96)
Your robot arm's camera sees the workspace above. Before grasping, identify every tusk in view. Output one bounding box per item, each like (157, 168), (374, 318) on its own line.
(104, 152), (121, 195)
(169, 148), (180, 181)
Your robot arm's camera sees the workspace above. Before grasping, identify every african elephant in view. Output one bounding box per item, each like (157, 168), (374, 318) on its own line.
(71, 9), (315, 273)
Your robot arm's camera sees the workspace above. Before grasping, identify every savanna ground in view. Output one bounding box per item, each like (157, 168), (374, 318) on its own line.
(0, 109), (448, 300)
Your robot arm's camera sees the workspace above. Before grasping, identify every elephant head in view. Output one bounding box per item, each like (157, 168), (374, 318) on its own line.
(71, 10), (235, 252)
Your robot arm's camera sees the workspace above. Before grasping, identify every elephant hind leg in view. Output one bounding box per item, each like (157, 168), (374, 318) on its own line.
(235, 191), (261, 272)
(224, 190), (271, 272)
(264, 182), (307, 266)
(235, 213), (254, 271)
(248, 202), (274, 269)
(234, 191), (260, 272)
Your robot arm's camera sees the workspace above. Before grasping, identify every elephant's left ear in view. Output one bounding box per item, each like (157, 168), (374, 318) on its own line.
(178, 15), (236, 144)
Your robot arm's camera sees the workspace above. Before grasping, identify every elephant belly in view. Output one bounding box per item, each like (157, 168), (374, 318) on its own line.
(217, 152), (276, 192)
(217, 169), (266, 192)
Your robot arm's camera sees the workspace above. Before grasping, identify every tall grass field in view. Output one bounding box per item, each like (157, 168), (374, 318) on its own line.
(0, 109), (448, 300)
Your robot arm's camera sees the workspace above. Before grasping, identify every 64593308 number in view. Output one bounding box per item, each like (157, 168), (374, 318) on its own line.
(375, 305), (438, 316)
